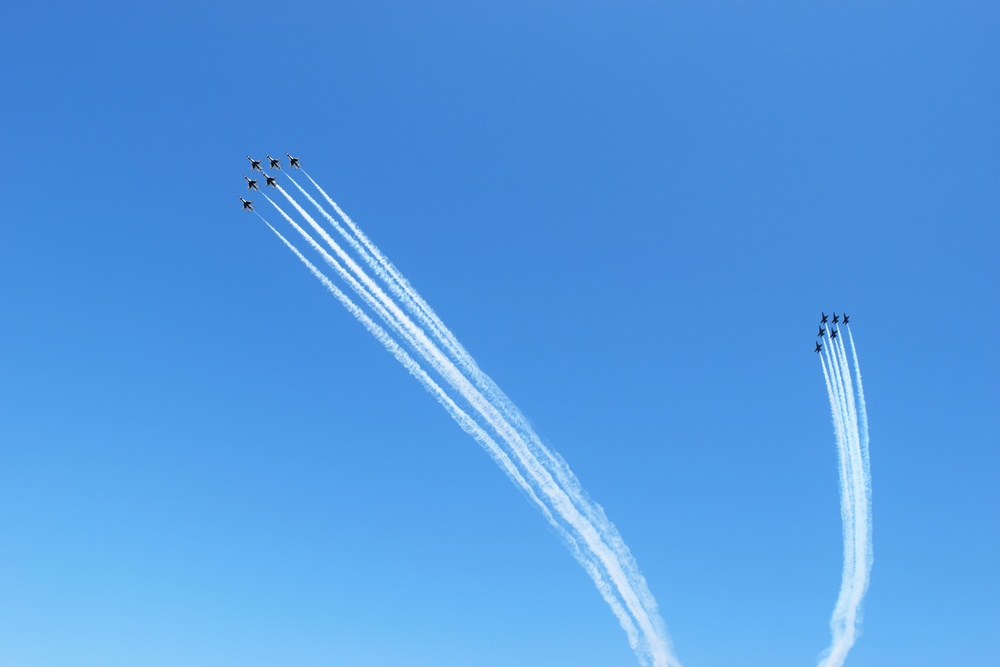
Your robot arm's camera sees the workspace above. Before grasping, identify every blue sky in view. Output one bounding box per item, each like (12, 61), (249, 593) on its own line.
(1, 2), (997, 666)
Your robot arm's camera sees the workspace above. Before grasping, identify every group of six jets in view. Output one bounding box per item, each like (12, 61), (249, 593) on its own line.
(814, 312), (850, 353)
(239, 153), (301, 211)
(240, 163), (851, 356)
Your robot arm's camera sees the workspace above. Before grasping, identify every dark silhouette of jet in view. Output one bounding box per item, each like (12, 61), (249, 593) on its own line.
(239, 197), (254, 211)
(818, 326), (826, 337)
(842, 314), (850, 325)
(832, 312), (839, 324)
(815, 342), (823, 353)
(244, 175), (259, 191)
(820, 312), (829, 324)
(830, 329), (838, 339)
(247, 156), (262, 172)
(286, 153), (300, 169)
(266, 153), (281, 170)
(264, 174), (277, 188)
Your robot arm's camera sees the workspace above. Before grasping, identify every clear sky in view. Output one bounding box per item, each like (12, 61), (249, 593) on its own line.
(1, 2), (997, 666)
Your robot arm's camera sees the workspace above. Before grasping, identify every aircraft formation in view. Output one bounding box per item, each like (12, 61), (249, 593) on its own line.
(238, 153), (300, 211)
(814, 312), (850, 352)
(240, 164), (852, 359)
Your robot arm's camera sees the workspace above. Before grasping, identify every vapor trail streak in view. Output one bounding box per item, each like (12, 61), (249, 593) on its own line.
(301, 171), (458, 356)
(825, 338), (859, 653)
(260, 215), (548, 524)
(847, 328), (873, 556)
(297, 173), (675, 666)
(268, 181), (676, 666)
(834, 336), (872, 667)
(819, 345), (854, 663)
(287, 173), (467, 368)
(262, 212), (655, 654)
(819, 351), (855, 637)
(817, 331), (873, 667)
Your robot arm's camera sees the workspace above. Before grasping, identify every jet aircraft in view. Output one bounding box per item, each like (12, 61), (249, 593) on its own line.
(830, 329), (838, 340)
(820, 312), (829, 324)
(244, 175), (259, 190)
(815, 342), (823, 353)
(264, 174), (277, 188)
(286, 153), (300, 168)
(239, 197), (254, 211)
(266, 154), (281, 169)
(247, 156), (262, 172)
(818, 326), (826, 337)
(842, 314), (850, 325)
(832, 313), (839, 324)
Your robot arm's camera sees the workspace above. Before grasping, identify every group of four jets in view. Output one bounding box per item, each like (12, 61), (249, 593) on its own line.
(815, 312), (850, 352)
(239, 153), (300, 211)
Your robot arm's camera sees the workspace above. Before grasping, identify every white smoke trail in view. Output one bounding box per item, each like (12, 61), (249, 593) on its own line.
(258, 214), (550, 516)
(286, 173), (468, 369)
(267, 183), (676, 666)
(847, 327), (874, 573)
(819, 350), (855, 639)
(261, 213), (648, 652)
(297, 173), (675, 665)
(820, 336), (858, 666)
(818, 343), (853, 665)
(817, 329), (873, 667)
(832, 335), (872, 666)
(301, 171), (458, 357)
(257, 170), (876, 666)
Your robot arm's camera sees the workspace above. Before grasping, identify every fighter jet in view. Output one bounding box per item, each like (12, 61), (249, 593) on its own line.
(815, 342), (823, 353)
(818, 326), (826, 337)
(266, 154), (281, 170)
(264, 174), (277, 188)
(247, 156), (262, 172)
(239, 197), (254, 211)
(286, 153), (300, 169)
(244, 175), (259, 191)
(832, 312), (839, 324)
(830, 329), (838, 340)
(842, 314), (850, 325)
(820, 312), (829, 324)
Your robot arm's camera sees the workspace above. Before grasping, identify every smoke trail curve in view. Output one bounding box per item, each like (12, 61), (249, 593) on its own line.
(297, 173), (674, 665)
(817, 330), (873, 667)
(265, 185), (676, 666)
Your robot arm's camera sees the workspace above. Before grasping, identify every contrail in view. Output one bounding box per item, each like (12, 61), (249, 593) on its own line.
(260, 211), (648, 658)
(818, 351), (855, 640)
(265, 181), (678, 666)
(817, 329), (873, 667)
(301, 171), (458, 357)
(296, 173), (676, 665)
(847, 327), (873, 551)
(254, 166), (878, 667)
(285, 173), (468, 370)
(836, 333), (872, 665)
(262, 192), (416, 364)
(259, 213), (556, 530)
(821, 336), (860, 667)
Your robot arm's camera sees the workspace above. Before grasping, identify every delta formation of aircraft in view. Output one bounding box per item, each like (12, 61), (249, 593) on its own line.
(815, 312), (850, 351)
(240, 154), (302, 211)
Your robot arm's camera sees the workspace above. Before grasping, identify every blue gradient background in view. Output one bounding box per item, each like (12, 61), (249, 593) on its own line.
(1, 2), (996, 666)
